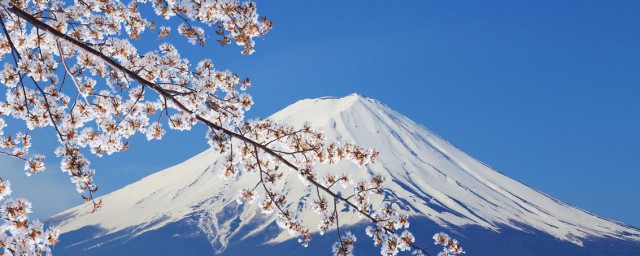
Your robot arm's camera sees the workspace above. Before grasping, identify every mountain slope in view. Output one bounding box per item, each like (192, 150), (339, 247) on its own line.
(48, 93), (640, 255)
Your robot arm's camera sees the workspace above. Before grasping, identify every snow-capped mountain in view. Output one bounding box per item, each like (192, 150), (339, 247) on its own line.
(48, 93), (640, 255)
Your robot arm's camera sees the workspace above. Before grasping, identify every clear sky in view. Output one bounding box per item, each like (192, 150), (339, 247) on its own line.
(1, 0), (639, 228)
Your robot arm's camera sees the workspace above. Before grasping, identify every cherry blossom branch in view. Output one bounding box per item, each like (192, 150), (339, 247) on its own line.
(3, 5), (462, 256)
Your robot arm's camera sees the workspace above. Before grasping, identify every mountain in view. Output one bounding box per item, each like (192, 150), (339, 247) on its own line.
(48, 93), (640, 255)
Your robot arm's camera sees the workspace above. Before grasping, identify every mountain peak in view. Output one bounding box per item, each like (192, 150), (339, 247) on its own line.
(306, 92), (369, 105)
(269, 93), (378, 124)
(316, 92), (366, 100)
(344, 92), (366, 99)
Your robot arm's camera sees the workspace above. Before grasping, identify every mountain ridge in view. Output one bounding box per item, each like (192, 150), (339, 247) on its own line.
(48, 93), (640, 255)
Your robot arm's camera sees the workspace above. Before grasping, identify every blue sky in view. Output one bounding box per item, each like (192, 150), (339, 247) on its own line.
(1, 0), (639, 228)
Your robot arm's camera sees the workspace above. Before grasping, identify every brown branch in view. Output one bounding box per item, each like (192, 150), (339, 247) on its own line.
(56, 40), (90, 105)
(333, 198), (348, 256)
(254, 145), (297, 227)
(0, 150), (28, 161)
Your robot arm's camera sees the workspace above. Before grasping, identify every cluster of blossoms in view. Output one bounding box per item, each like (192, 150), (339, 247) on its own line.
(332, 231), (356, 256)
(0, 114), (45, 176)
(432, 233), (464, 256)
(0, 179), (59, 255)
(0, 0), (269, 205)
(0, 0), (462, 255)
(364, 203), (415, 255)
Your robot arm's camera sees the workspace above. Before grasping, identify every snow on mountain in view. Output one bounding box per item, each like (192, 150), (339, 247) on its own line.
(48, 93), (640, 254)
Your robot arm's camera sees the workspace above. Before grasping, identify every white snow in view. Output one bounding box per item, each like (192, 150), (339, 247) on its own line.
(49, 93), (640, 248)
